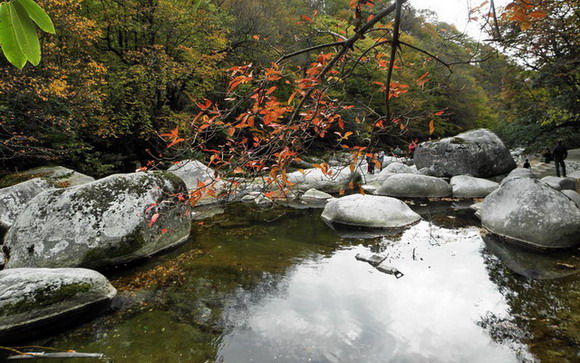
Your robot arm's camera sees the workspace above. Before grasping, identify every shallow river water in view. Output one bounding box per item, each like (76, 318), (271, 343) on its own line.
(24, 201), (580, 362)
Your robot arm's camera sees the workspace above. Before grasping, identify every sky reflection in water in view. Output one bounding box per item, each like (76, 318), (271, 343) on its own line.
(217, 221), (527, 363)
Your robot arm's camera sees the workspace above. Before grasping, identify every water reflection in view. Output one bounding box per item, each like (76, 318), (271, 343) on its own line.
(217, 222), (530, 363)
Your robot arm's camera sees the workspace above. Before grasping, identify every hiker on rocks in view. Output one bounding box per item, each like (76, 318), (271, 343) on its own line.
(377, 150), (385, 171)
(552, 140), (568, 177)
(523, 159), (531, 169)
(366, 152), (376, 174)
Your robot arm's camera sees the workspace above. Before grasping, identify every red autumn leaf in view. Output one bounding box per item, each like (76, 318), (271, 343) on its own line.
(161, 228), (169, 235)
(148, 213), (160, 228)
(198, 99), (212, 110)
(301, 15), (312, 22)
(434, 110), (445, 116)
(167, 138), (185, 148)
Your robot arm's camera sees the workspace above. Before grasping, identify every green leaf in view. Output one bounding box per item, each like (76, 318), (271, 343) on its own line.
(9, 0), (41, 65)
(0, 3), (28, 68)
(17, 0), (55, 34)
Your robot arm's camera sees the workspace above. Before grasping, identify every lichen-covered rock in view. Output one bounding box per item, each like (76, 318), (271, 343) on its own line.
(375, 174), (452, 198)
(0, 166), (94, 189)
(0, 178), (53, 231)
(0, 268), (116, 338)
(286, 166), (361, 193)
(167, 160), (222, 205)
(413, 129), (516, 177)
(450, 175), (499, 198)
(541, 176), (576, 191)
(481, 177), (580, 249)
(4, 172), (191, 269)
(321, 194), (421, 229)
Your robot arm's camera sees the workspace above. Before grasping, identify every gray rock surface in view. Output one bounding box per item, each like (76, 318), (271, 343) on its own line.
(4, 172), (191, 269)
(376, 174), (452, 198)
(0, 178), (53, 231)
(561, 190), (580, 208)
(413, 129), (516, 177)
(450, 175), (499, 198)
(384, 162), (414, 174)
(481, 176), (580, 249)
(286, 166), (361, 193)
(0, 268), (116, 336)
(321, 194), (421, 229)
(167, 160), (222, 205)
(301, 188), (333, 202)
(541, 176), (576, 191)
(504, 168), (537, 181)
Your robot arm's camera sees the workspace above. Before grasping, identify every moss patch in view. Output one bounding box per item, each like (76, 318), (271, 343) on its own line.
(1, 283), (92, 317)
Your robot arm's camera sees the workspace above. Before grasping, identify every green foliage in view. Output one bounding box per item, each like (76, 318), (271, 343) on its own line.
(0, 0), (54, 68)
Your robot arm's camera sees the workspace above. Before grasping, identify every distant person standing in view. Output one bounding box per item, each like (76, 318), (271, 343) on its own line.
(552, 140), (568, 177)
(543, 148), (552, 163)
(377, 150), (385, 171)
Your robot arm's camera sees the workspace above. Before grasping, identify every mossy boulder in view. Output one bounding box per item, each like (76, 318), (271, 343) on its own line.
(0, 178), (53, 231)
(413, 129), (516, 177)
(0, 268), (116, 339)
(4, 172), (191, 269)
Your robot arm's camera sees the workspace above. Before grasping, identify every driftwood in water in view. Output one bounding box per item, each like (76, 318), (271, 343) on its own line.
(7, 352), (105, 360)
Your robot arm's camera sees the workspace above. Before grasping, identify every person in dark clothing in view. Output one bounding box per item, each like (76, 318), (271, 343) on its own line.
(552, 140), (568, 177)
(543, 148), (552, 163)
(523, 159), (531, 169)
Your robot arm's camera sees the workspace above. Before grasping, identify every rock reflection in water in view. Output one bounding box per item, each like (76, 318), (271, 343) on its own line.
(217, 221), (530, 363)
(483, 234), (579, 280)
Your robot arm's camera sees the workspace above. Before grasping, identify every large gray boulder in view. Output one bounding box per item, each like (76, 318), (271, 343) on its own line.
(481, 176), (580, 249)
(321, 194), (421, 229)
(0, 268), (116, 338)
(375, 174), (452, 198)
(0, 178), (53, 231)
(286, 166), (361, 193)
(450, 175), (499, 198)
(413, 129), (516, 177)
(384, 162), (413, 174)
(4, 172), (191, 269)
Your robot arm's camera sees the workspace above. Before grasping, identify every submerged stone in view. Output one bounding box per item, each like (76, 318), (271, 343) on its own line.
(0, 268), (116, 340)
(4, 172), (191, 269)
(321, 194), (421, 230)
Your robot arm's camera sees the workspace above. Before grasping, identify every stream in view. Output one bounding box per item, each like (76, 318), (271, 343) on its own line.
(24, 200), (580, 362)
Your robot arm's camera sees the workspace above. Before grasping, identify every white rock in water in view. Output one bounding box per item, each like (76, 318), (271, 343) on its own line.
(450, 175), (499, 198)
(321, 194), (421, 229)
(481, 177), (580, 249)
(0, 178), (53, 230)
(0, 268), (116, 338)
(4, 172), (191, 269)
(376, 173), (452, 198)
(301, 188), (333, 201)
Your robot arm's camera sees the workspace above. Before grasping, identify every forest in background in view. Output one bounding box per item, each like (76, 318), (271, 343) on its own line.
(0, 0), (578, 177)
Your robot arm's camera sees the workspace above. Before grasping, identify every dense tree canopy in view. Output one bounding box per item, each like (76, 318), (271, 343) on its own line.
(0, 0), (577, 178)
